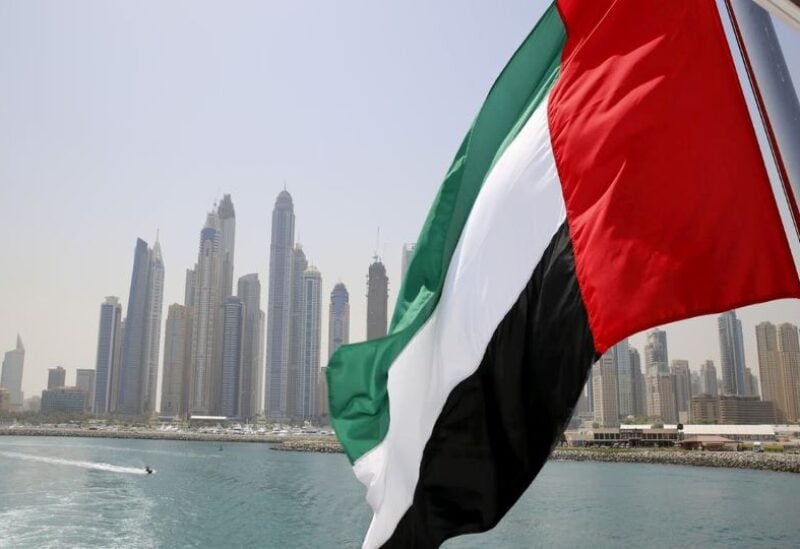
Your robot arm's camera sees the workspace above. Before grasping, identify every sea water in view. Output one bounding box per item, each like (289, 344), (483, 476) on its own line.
(0, 436), (798, 548)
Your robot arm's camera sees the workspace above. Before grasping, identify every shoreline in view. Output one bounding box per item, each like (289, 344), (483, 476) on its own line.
(3, 428), (799, 473)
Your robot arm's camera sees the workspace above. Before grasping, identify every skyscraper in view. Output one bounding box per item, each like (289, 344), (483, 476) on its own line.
(75, 369), (95, 413)
(297, 267), (322, 421)
(143, 238), (165, 414)
(401, 243), (416, 279)
(366, 258), (389, 340)
(592, 351), (619, 427)
(161, 304), (190, 417)
(238, 273), (265, 422)
(218, 195), (236, 299)
(644, 329), (668, 376)
(1, 335), (25, 411)
(744, 367), (760, 398)
(116, 237), (164, 416)
(221, 297), (244, 418)
(613, 339), (633, 417)
(700, 359), (719, 396)
(189, 212), (222, 415)
(48, 366), (66, 389)
(265, 190), (295, 419)
(321, 282), (350, 424)
(328, 283), (350, 358)
(629, 347), (646, 417)
(670, 359), (691, 421)
(286, 244), (308, 419)
(644, 329), (668, 419)
(777, 322), (800, 422)
(718, 310), (747, 396)
(94, 297), (122, 414)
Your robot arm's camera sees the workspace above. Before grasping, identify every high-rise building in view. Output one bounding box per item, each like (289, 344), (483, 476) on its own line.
(286, 244), (308, 419)
(328, 283), (350, 359)
(221, 297), (244, 418)
(744, 367), (760, 397)
(238, 274), (265, 422)
(320, 282), (350, 424)
(218, 195), (236, 300)
(778, 323), (800, 422)
(116, 237), (164, 416)
(1, 335), (25, 411)
(718, 310), (747, 396)
(41, 388), (87, 414)
(48, 366), (66, 389)
(690, 371), (702, 396)
(650, 373), (678, 423)
(142, 239), (164, 414)
(592, 351), (619, 427)
(644, 329), (668, 419)
(613, 339), (633, 417)
(75, 369), (95, 413)
(700, 359), (718, 396)
(401, 243), (416, 279)
(670, 360), (691, 422)
(366, 258), (389, 340)
(94, 297), (122, 414)
(265, 190), (295, 419)
(644, 329), (668, 376)
(629, 347), (646, 417)
(189, 212), (222, 415)
(296, 267), (322, 421)
(160, 304), (190, 417)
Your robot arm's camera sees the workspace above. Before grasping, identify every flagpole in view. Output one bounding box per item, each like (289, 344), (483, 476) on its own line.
(724, 0), (800, 242)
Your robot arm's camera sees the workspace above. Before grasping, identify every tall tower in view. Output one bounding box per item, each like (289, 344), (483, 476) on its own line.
(644, 328), (668, 419)
(48, 366), (66, 389)
(221, 296), (245, 418)
(117, 237), (163, 416)
(238, 273), (265, 422)
(143, 238), (165, 414)
(1, 335), (25, 411)
(629, 347), (646, 417)
(670, 359), (691, 421)
(297, 267), (322, 421)
(718, 310), (747, 396)
(328, 283), (350, 359)
(366, 258), (389, 340)
(700, 359), (719, 396)
(265, 190), (295, 419)
(777, 323), (800, 422)
(613, 339), (633, 417)
(189, 212), (222, 415)
(286, 244), (308, 419)
(75, 369), (95, 413)
(217, 195), (236, 299)
(592, 350), (619, 427)
(94, 297), (122, 414)
(160, 304), (189, 417)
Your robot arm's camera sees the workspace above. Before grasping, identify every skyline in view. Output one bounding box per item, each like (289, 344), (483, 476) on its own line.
(3, 1), (800, 399)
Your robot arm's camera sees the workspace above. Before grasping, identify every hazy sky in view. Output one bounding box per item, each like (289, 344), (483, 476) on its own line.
(2, 1), (800, 401)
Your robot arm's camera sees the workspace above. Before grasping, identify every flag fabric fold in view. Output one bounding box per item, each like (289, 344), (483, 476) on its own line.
(327, 1), (800, 547)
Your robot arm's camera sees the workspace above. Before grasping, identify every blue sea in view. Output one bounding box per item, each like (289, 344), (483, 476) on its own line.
(0, 436), (798, 548)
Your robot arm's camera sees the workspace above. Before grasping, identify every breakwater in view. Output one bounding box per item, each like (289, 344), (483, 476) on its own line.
(0, 427), (285, 444)
(550, 448), (800, 474)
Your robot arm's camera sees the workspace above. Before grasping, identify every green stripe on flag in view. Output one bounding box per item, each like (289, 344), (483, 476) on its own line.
(327, 3), (567, 463)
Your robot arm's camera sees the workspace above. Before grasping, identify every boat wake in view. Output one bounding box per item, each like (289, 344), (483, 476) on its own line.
(0, 451), (148, 475)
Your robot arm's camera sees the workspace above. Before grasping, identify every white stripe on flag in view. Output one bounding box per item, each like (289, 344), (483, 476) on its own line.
(354, 95), (567, 548)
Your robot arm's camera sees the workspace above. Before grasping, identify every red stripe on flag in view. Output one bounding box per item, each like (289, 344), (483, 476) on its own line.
(549, 0), (800, 353)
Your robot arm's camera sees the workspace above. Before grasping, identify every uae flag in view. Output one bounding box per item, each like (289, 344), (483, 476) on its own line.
(327, 1), (800, 547)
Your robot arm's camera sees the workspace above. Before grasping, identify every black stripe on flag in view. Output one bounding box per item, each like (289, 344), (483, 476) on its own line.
(384, 222), (598, 548)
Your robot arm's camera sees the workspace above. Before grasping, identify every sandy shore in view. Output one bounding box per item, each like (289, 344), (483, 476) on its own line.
(0, 426), (290, 444)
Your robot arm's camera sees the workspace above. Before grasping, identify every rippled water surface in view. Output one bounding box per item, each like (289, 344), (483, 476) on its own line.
(0, 436), (798, 548)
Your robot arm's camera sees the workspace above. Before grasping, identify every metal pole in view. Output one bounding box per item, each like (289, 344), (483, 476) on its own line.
(725, 0), (800, 238)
